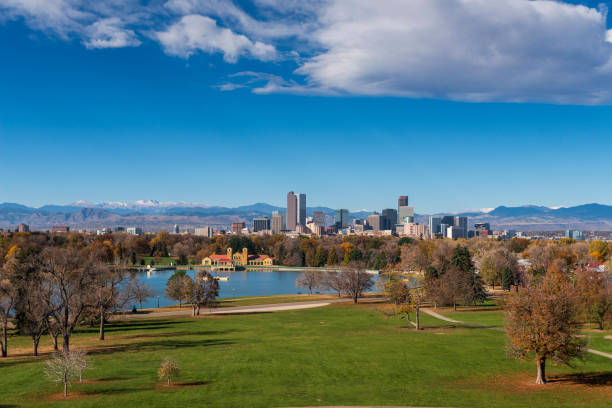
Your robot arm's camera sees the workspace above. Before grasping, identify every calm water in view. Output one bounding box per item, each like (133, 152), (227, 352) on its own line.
(133, 269), (378, 309)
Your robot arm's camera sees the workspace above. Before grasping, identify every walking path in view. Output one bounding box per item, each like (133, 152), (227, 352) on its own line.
(119, 298), (356, 319)
(421, 308), (612, 360)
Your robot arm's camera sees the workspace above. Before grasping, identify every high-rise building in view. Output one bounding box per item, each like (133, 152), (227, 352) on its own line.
(232, 222), (246, 234)
(313, 211), (325, 227)
(195, 227), (213, 237)
(286, 191), (297, 231)
(17, 223), (29, 233)
(368, 213), (382, 231)
(253, 217), (271, 232)
(398, 196), (409, 207)
(271, 214), (283, 234)
(428, 216), (442, 238)
(334, 209), (349, 229)
(296, 193), (306, 226)
(565, 230), (585, 240)
(127, 227), (143, 235)
(441, 215), (455, 226)
(454, 216), (468, 232)
(172, 224), (180, 234)
(398, 206), (415, 223)
(381, 208), (398, 231)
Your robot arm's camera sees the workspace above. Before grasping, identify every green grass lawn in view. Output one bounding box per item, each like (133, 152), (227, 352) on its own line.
(1, 303), (610, 408)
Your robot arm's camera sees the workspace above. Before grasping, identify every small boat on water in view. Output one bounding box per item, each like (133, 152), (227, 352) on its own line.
(214, 276), (230, 281)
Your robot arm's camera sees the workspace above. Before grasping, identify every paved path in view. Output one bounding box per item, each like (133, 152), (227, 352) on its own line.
(422, 308), (612, 360)
(119, 298), (360, 319)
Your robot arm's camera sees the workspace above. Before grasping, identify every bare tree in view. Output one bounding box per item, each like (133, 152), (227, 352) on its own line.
(184, 271), (219, 316)
(90, 264), (125, 340)
(165, 271), (189, 308)
(128, 277), (155, 311)
(0, 268), (17, 357)
(158, 357), (180, 386)
(505, 273), (586, 384)
(44, 351), (79, 397)
(322, 271), (343, 297)
(72, 349), (90, 383)
(295, 270), (322, 294)
(41, 247), (96, 352)
(339, 265), (375, 304)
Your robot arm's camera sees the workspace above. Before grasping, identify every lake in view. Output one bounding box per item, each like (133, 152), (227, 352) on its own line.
(133, 268), (380, 309)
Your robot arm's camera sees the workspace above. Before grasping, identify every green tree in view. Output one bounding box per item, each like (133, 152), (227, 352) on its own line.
(327, 248), (338, 265)
(502, 267), (514, 291)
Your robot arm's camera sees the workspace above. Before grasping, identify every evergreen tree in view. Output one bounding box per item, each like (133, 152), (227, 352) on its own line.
(502, 267), (514, 291)
(326, 248), (338, 265)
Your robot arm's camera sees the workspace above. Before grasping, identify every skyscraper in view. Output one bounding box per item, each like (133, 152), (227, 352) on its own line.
(382, 208), (398, 231)
(398, 196), (409, 207)
(296, 193), (306, 226)
(271, 214), (283, 234)
(428, 216), (442, 238)
(286, 191), (297, 231)
(368, 212), (381, 231)
(454, 216), (468, 238)
(253, 217), (271, 232)
(334, 209), (349, 229)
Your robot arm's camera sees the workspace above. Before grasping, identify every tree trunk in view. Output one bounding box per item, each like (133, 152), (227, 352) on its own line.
(1, 324), (7, 357)
(33, 336), (40, 356)
(51, 332), (59, 351)
(415, 306), (421, 330)
(453, 302), (457, 311)
(99, 309), (105, 340)
(63, 380), (68, 397)
(167, 377), (171, 386)
(62, 334), (70, 353)
(535, 357), (546, 384)
(353, 294), (358, 304)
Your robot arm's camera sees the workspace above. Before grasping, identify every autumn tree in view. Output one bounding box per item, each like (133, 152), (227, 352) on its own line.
(322, 271), (343, 297)
(296, 270), (322, 294)
(575, 269), (612, 330)
(165, 270), (189, 308)
(505, 273), (585, 384)
(383, 276), (411, 314)
(0, 268), (17, 357)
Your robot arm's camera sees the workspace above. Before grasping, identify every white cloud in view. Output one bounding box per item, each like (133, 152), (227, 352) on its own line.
(267, 0), (612, 104)
(84, 17), (140, 49)
(4, 0), (612, 104)
(155, 14), (276, 62)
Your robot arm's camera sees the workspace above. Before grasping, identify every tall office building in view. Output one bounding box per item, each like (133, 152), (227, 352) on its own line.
(453, 216), (468, 238)
(334, 209), (349, 229)
(397, 196), (414, 223)
(286, 191), (297, 231)
(313, 211), (325, 227)
(368, 212), (381, 231)
(195, 226), (213, 237)
(271, 214), (283, 234)
(296, 193), (307, 226)
(172, 224), (180, 234)
(428, 216), (442, 238)
(232, 222), (246, 234)
(382, 208), (398, 231)
(253, 217), (271, 232)
(441, 215), (455, 226)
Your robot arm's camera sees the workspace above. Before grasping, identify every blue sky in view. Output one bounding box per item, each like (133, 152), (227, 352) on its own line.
(1, 0), (612, 213)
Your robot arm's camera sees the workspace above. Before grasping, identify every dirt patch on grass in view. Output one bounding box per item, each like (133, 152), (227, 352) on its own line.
(155, 381), (209, 389)
(604, 335), (612, 340)
(455, 371), (612, 397)
(44, 392), (93, 401)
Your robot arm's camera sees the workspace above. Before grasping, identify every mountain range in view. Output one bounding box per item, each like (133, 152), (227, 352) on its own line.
(1, 201), (611, 232)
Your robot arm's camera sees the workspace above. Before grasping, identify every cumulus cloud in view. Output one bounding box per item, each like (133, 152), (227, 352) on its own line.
(84, 17), (140, 49)
(155, 14), (276, 62)
(4, 0), (612, 103)
(270, 0), (612, 104)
